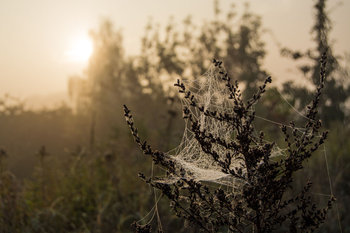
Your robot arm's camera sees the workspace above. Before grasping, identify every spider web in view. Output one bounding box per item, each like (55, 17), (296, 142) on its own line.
(155, 65), (286, 187)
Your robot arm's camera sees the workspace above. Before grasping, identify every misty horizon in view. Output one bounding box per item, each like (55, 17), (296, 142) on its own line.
(1, 0), (349, 102)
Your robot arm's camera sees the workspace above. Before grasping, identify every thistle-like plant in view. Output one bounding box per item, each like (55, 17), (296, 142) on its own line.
(124, 53), (334, 233)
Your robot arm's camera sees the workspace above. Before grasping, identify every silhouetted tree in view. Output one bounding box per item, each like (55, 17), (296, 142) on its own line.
(281, 0), (349, 126)
(139, 1), (267, 99)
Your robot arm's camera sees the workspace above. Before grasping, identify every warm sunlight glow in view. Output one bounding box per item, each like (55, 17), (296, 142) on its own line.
(64, 35), (93, 63)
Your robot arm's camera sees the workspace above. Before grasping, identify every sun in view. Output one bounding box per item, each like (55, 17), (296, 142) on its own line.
(64, 35), (93, 63)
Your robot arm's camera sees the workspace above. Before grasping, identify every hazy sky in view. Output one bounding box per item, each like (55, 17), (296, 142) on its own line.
(0, 0), (349, 100)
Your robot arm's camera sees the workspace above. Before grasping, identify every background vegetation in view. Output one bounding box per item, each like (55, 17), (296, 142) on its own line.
(0, 0), (349, 232)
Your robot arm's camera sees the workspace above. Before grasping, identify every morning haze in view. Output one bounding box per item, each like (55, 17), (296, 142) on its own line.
(0, 0), (349, 103)
(0, 0), (349, 232)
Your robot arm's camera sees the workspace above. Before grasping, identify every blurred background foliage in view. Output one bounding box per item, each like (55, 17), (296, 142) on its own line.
(0, 0), (349, 232)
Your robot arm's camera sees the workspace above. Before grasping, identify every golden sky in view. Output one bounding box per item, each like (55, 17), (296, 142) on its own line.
(0, 0), (349, 100)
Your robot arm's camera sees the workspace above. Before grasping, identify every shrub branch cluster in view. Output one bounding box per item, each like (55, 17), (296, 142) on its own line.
(124, 53), (334, 233)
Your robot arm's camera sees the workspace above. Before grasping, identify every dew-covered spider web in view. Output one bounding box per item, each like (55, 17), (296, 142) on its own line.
(154, 65), (287, 188)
